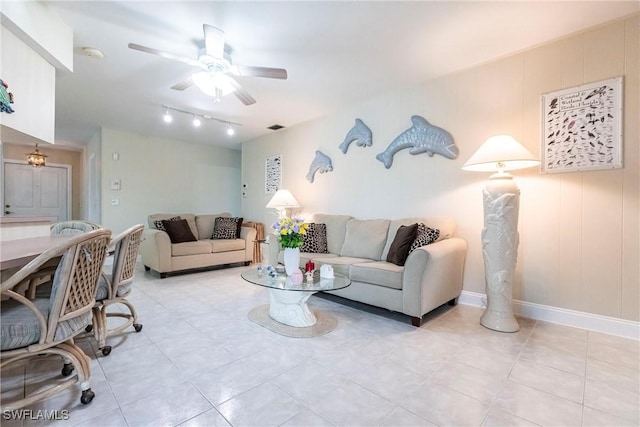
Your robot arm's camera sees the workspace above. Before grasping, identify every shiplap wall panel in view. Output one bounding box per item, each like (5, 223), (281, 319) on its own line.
(621, 17), (640, 320)
(241, 14), (639, 322)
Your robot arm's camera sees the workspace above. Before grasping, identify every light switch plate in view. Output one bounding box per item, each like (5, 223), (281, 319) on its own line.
(110, 179), (121, 190)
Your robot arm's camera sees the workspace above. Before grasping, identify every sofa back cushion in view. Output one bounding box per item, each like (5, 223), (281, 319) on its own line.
(149, 214), (198, 239)
(340, 219), (390, 260)
(309, 214), (353, 254)
(380, 216), (456, 260)
(196, 213), (231, 240)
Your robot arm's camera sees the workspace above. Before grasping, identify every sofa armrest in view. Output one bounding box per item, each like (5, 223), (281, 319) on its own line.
(240, 226), (257, 262)
(401, 237), (468, 317)
(141, 229), (172, 273)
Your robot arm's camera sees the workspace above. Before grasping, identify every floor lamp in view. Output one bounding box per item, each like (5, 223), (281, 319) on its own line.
(462, 135), (539, 332)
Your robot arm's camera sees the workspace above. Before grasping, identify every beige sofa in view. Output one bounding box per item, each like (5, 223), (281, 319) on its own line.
(269, 214), (467, 326)
(142, 213), (256, 278)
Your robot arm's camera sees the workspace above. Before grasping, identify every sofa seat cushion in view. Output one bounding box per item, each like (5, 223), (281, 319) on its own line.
(311, 256), (374, 276)
(171, 241), (212, 256)
(210, 238), (245, 253)
(350, 261), (404, 290)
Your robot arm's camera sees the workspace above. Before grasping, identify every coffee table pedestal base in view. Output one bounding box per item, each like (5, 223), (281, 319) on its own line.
(269, 289), (317, 327)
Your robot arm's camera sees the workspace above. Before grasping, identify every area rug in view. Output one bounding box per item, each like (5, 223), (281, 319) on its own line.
(248, 304), (337, 338)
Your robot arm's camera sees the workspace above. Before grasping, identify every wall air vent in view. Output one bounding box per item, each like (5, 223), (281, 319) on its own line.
(267, 124), (285, 131)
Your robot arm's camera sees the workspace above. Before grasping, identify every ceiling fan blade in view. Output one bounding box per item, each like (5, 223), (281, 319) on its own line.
(128, 43), (205, 69)
(231, 65), (288, 79)
(203, 24), (225, 59)
(227, 78), (256, 105)
(171, 78), (193, 91)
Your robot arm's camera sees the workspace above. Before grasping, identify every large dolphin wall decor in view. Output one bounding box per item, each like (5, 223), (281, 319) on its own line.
(376, 115), (458, 169)
(339, 118), (373, 154)
(306, 150), (333, 183)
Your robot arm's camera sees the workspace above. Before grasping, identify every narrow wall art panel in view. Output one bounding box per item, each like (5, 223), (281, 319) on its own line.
(541, 76), (623, 173)
(265, 154), (282, 194)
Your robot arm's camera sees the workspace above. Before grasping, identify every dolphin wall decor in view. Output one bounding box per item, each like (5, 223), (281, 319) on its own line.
(375, 115), (458, 169)
(306, 150), (333, 183)
(338, 118), (373, 154)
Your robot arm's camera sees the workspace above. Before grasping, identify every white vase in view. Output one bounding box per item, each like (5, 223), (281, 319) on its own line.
(283, 247), (301, 276)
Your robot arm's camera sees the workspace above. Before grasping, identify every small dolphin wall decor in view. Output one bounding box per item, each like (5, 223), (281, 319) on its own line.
(339, 118), (373, 154)
(306, 150), (333, 183)
(375, 115), (458, 169)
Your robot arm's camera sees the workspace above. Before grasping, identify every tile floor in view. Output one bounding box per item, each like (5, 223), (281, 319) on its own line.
(1, 264), (639, 427)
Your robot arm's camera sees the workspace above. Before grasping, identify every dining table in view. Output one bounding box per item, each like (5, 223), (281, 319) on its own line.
(0, 234), (76, 277)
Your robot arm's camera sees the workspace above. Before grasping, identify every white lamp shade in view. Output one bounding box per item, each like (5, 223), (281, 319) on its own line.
(266, 189), (300, 209)
(462, 135), (540, 172)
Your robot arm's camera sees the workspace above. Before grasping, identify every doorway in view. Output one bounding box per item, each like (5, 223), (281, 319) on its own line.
(3, 161), (71, 221)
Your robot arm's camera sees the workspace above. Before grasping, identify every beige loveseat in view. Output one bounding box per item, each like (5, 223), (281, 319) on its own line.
(142, 213), (256, 278)
(269, 214), (467, 326)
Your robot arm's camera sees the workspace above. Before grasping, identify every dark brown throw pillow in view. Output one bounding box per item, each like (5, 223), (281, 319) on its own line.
(235, 217), (244, 238)
(386, 223), (418, 266)
(162, 219), (197, 243)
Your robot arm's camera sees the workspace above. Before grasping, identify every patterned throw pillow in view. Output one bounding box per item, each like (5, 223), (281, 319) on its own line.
(300, 223), (329, 253)
(409, 223), (440, 253)
(212, 217), (241, 240)
(154, 216), (181, 232)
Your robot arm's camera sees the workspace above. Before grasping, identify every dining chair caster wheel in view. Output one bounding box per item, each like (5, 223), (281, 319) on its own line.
(134, 323), (143, 332)
(85, 324), (93, 333)
(80, 389), (95, 404)
(61, 363), (74, 376)
(101, 346), (112, 356)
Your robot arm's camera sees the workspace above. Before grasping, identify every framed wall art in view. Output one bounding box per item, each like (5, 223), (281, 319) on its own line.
(541, 76), (623, 173)
(265, 154), (282, 194)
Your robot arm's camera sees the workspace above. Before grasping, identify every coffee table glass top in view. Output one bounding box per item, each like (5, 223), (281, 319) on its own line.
(241, 268), (351, 292)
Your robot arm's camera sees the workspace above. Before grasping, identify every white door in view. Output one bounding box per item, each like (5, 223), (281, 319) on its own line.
(3, 162), (69, 221)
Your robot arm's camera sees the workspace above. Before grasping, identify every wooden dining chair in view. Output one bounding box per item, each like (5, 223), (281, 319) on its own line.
(0, 228), (111, 410)
(25, 221), (103, 300)
(89, 224), (145, 356)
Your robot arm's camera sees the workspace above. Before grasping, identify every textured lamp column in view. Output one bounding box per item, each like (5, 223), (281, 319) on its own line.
(266, 189), (300, 219)
(462, 135), (539, 332)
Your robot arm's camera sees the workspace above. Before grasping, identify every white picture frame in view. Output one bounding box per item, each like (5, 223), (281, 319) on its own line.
(265, 154), (282, 194)
(541, 76), (623, 174)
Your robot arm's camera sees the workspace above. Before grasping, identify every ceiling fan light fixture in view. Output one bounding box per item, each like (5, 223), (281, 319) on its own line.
(192, 71), (236, 97)
(163, 108), (173, 123)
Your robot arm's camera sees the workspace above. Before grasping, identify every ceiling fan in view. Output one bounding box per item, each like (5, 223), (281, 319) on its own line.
(128, 24), (287, 105)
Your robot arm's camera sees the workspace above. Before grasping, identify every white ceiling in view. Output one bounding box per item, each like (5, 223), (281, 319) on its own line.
(45, 1), (638, 151)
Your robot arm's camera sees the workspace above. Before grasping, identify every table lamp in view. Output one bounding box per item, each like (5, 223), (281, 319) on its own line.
(266, 189), (300, 219)
(462, 135), (540, 332)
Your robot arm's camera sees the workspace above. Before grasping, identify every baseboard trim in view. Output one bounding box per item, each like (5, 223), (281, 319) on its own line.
(459, 291), (640, 341)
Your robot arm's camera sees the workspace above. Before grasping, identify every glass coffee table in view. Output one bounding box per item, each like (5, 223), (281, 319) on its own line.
(241, 268), (351, 327)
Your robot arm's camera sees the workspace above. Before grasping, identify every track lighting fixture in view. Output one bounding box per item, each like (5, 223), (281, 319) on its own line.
(160, 105), (241, 136)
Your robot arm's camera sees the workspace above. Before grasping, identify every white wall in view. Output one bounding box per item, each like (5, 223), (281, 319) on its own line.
(101, 127), (241, 234)
(241, 15), (639, 322)
(0, 27), (55, 144)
